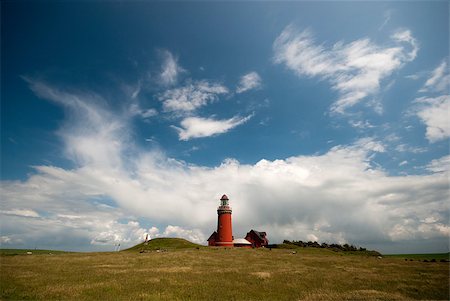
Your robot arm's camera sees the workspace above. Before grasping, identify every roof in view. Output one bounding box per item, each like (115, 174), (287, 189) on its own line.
(248, 230), (267, 240)
(233, 238), (251, 245)
(207, 231), (218, 241)
(220, 194), (229, 200)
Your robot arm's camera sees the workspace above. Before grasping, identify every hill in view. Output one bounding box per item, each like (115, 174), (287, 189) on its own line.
(1, 246), (448, 300)
(124, 237), (204, 252)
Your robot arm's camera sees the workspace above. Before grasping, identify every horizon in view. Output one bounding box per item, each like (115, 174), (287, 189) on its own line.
(1, 1), (449, 254)
(1, 237), (449, 256)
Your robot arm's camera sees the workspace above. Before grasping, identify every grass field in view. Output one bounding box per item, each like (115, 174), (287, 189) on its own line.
(0, 249), (69, 256)
(383, 253), (450, 261)
(1, 239), (449, 300)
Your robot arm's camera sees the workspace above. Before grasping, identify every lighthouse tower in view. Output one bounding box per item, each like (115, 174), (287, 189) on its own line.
(207, 194), (234, 247)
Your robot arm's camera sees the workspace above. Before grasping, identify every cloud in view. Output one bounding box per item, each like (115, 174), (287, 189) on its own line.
(0, 209), (40, 218)
(140, 108), (158, 118)
(414, 95), (450, 143)
(349, 120), (375, 129)
(158, 49), (185, 86)
(161, 225), (206, 244)
(394, 144), (427, 154)
(398, 160), (408, 167)
(23, 78), (128, 169)
(158, 80), (228, 115)
(236, 72), (262, 93)
(405, 73), (421, 80)
(140, 225), (204, 244)
(0, 204), (152, 251)
(419, 60), (450, 93)
(129, 103), (158, 119)
(273, 25), (418, 114)
(143, 226), (160, 240)
(427, 155), (450, 173)
(390, 29), (418, 61)
(2, 80), (449, 253)
(172, 115), (252, 141)
(90, 221), (147, 245)
(0, 236), (23, 245)
(378, 9), (393, 31)
(2, 132), (448, 253)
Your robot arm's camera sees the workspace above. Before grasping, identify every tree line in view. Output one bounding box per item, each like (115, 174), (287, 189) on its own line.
(268, 240), (381, 256)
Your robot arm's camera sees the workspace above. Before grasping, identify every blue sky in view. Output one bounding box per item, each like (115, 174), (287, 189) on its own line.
(1, 1), (449, 253)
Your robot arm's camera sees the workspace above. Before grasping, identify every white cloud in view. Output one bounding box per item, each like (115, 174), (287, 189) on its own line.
(0, 209), (40, 218)
(0, 235), (23, 245)
(146, 226), (160, 239)
(405, 73), (421, 80)
(236, 72), (262, 93)
(140, 225), (205, 244)
(2, 139), (448, 252)
(159, 49), (185, 86)
(420, 60), (450, 93)
(273, 25), (418, 114)
(349, 120), (375, 129)
(427, 155), (450, 173)
(3, 81), (449, 253)
(24, 78), (127, 169)
(394, 144), (427, 154)
(129, 103), (158, 119)
(91, 221), (147, 245)
(162, 225), (205, 244)
(158, 80), (228, 115)
(131, 83), (141, 99)
(140, 108), (158, 118)
(378, 9), (393, 31)
(3, 131), (448, 252)
(390, 29), (418, 61)
(398, 160), (408, 167)
(306, 234), (318, 242)
(414, 95), (450, 143)
(353, 137), (385, 153)
(173, 115), (252, 141)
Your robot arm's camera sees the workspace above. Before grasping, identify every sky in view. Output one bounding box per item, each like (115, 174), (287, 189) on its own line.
(1, 1), (449, 254)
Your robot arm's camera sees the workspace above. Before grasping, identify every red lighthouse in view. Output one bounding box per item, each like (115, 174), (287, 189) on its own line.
(207, 194), (233, 247)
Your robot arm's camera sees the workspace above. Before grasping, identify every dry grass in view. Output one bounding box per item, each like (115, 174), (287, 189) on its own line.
(1, 247), (449, 300)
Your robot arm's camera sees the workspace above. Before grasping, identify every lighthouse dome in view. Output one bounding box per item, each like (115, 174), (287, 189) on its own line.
(220, 194), (229, 200)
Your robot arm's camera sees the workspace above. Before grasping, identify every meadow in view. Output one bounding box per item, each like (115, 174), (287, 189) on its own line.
(1, 239), (449, 301)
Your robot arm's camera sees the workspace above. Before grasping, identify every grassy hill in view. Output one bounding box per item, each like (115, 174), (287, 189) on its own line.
(1, 244), (448, 300)
(124, 237), (205, 252)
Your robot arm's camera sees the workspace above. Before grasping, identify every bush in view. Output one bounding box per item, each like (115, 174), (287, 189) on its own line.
(277, 240), (379, 255)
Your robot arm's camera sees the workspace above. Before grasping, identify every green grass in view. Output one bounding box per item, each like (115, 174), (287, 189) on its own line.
(1, 241), (449, 300)
(0, 249), (69, 256)
(383, 252), (450, 261)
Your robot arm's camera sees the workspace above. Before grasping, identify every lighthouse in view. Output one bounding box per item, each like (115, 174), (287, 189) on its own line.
(207, 194), (234, 247)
